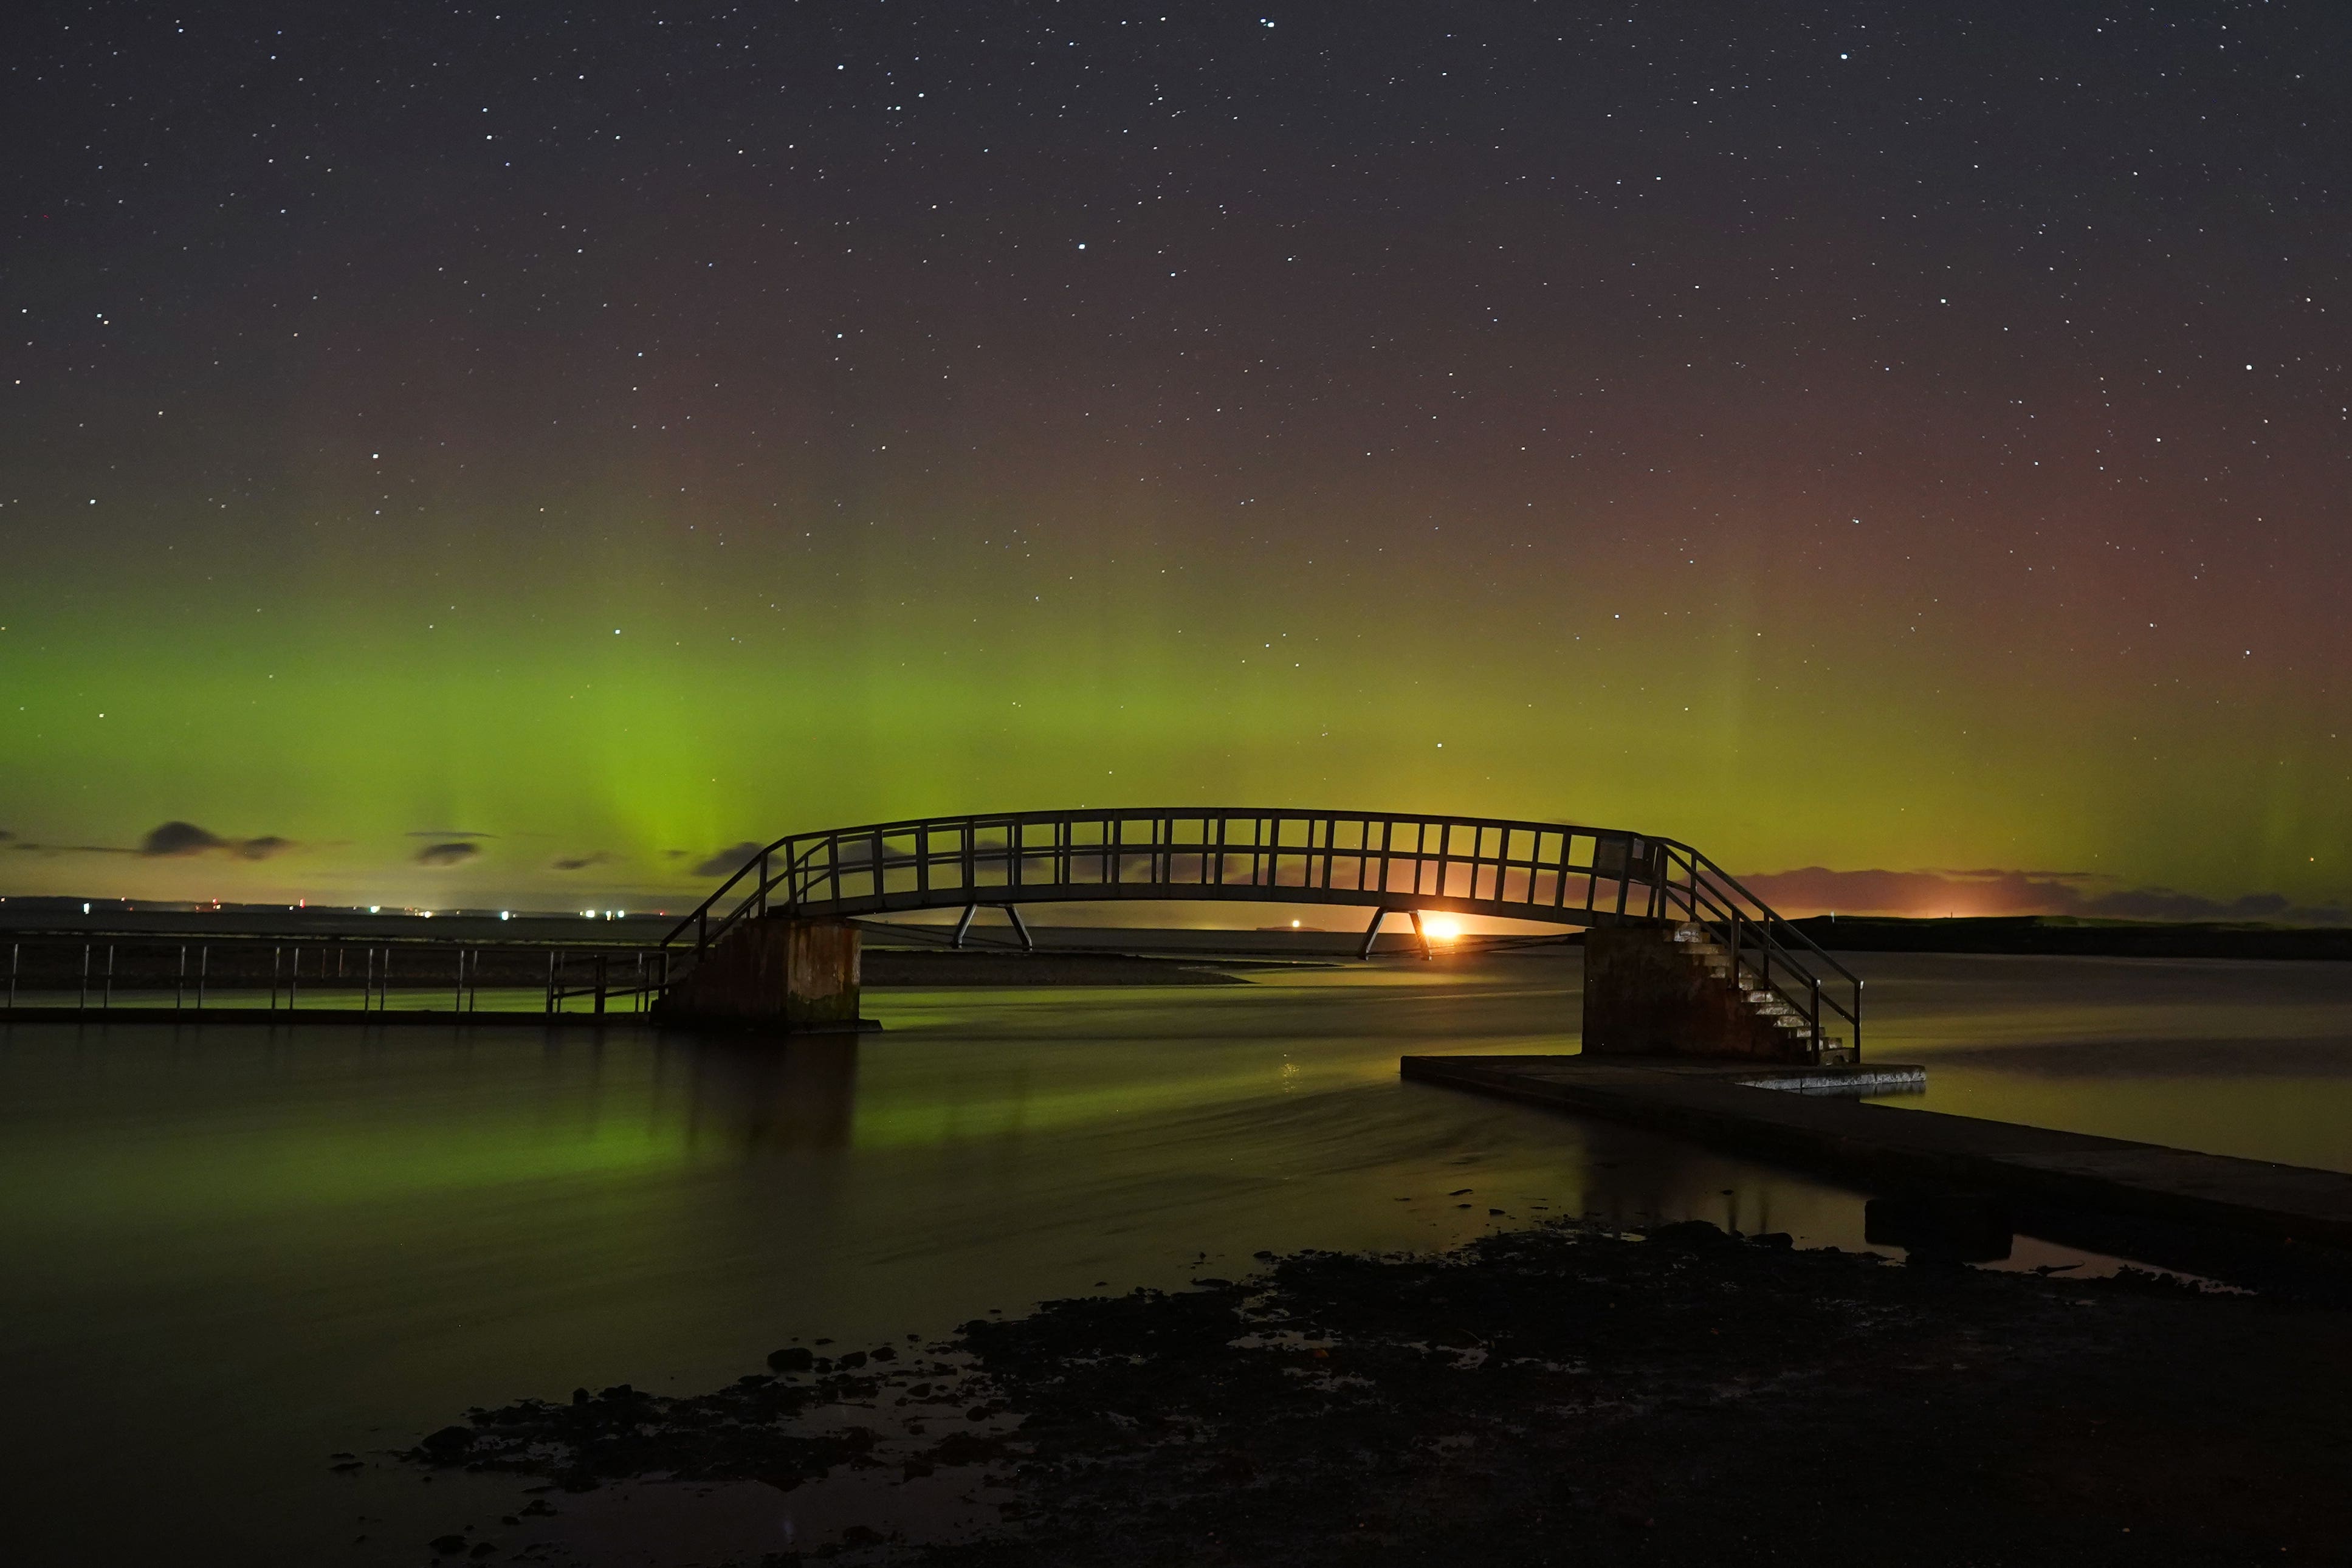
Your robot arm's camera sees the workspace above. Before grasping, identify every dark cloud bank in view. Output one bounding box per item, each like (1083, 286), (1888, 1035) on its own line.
(140, 820), (294, 861)
(693, 842), (765, 878)
(1744, 866), (2343, 925)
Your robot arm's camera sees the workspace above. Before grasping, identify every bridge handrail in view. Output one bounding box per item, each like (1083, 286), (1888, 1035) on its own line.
(1654, 839), (1862, 984)
(1652, 839), (1863, 1051)
(661, 808), (1861, 1054)
(662, 806), (1665, 959)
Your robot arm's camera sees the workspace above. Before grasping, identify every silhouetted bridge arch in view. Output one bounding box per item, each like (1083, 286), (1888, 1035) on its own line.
(663, 808), (1862, 1059)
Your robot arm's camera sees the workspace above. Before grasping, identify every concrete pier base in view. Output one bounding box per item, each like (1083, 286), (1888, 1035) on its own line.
(658, 916), (865, 1030)
(1583, 924), (1826, 1062)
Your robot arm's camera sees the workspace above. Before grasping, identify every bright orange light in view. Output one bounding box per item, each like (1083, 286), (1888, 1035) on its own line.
(1423, 915), (1463, 941)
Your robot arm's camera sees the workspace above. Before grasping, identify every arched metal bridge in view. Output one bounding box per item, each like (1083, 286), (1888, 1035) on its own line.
(663, 807), (1862, 1051)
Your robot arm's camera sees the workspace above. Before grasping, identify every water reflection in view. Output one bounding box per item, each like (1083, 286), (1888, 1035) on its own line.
(5, 952), (2342, 1564)
(663, 1036), (860, 1154)
(1854, 951), (2352, 1173)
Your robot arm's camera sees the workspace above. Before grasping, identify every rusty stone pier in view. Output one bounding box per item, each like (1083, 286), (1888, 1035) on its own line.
(655, 916), (871, 1032)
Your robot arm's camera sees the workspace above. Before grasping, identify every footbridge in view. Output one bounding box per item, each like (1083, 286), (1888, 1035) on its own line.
(659, 808), (1863, 1063)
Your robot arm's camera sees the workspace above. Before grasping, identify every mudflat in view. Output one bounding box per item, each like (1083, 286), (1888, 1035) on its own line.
(398, 1220), (2352, 1565)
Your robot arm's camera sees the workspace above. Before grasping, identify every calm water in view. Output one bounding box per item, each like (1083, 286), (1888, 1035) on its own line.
(5, 949), (2351, 1565)
(1855, 951), (2352, 1171)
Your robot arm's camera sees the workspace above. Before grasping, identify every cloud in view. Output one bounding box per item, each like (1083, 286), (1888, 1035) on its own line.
(1738, 866), (2089, 918)
(138, 821), (296, 860)
(414, 841), (482, 868)
(142, 821), (228, 857)
(407, 829), (496, 840)
(1741, 865), (2343, 924)
(693, 842), (766, 878)
(552, 851), (613, 872)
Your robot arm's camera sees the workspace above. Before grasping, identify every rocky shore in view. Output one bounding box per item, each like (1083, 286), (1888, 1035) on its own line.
(398, 1221), (2352, 1565)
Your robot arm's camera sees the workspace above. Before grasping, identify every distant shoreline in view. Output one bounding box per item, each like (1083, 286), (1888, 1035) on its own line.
(1790, 915), (2352, 963)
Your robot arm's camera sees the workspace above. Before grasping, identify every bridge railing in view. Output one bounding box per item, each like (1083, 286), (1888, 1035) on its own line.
(661, 808), (1860, 1053)
(0, 933), (669, 1016)
(1649, 841), (1865, 1055)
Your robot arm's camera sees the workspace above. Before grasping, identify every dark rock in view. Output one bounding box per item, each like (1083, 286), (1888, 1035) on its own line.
(869, 1344), (898, 1361)
(836, 1350), (869, 1369)
(840, 1524), (885, 1547)
(428, 1536), (468, 1556)
(1751, 1232), (1796, 1250)
(419, 1426), (476, 1457)
(768, 1347), (815, 1373)
(1192, 1277), (1234, 1288)
(571, 1386), (590, 1404)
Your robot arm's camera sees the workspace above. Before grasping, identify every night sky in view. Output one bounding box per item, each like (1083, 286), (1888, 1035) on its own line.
(3, 1), (2347, 917)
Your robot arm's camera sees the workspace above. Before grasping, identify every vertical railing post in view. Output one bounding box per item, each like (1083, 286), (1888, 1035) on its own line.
(289, 946), (299, 1011)
(757, 851), (770, 916)
(6, 941), (15, 1009)
(1809, 975), (1822, 1054)
(176, 945), (186, 1011)
(103, 945), (115, 1011)
(80, 944), (90, 1011)
(545, 950), (557, 1014)
(198, 945), (208, 1011)
(453, 949), (465, 1014)
(594, 955), (608, 1016)
(270, 946), (281, 1011)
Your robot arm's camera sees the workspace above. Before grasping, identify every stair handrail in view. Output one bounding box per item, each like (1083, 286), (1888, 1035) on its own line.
(1652, 839), (1863, 1054)
(661, 832), (812, 959)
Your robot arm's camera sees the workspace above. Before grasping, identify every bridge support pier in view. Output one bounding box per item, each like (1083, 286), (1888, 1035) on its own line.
(1582, 925), (1824, 1062)
(658, 916), (863, 1031)
(949, 903), (1033, 952)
